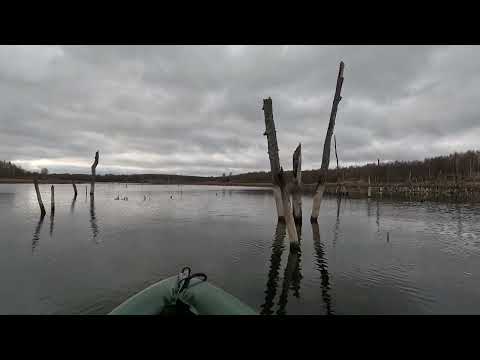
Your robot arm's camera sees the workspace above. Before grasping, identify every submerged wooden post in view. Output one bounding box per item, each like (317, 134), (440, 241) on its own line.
(311, 61), (345, 222)
(292, 143), (302, 224)
(72, 180), (78, 198)
(50, 185), (55, 214)
(34, 176), (46, 217)
(90, 150), (99, 196)
(262, 97), (298, 249)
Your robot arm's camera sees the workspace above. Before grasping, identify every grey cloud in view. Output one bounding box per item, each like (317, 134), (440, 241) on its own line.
(1, 45), (479, 176)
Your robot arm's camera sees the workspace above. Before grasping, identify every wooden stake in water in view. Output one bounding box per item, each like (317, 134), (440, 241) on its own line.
(34, 176), (46, 217)
(292, 143), (302, 224)
(90, 150), (99, 196)
(72, 180), (78, 198)
(51, 185), (55, 214)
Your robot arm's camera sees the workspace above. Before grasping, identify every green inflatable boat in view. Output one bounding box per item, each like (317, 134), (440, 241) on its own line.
(109, 267), (257, 315)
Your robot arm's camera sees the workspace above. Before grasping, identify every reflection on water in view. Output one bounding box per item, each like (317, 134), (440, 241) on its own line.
(32, 216), (45, 253)
(49, 212), (54, 237)
(312, 222), (333, 315)
(4, 184), (480, 314)
(70, 197), (76, 214)
(277, 248), (302, 315)
(333, 196), (341, 247)
(261, 221), (303, 316)
(89, 196), (99, 242)
(261, 221), (286, 315)
(376, 199), (380, 233)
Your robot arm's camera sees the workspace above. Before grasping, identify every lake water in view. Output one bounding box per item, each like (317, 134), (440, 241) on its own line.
(1, 183), (480, 315)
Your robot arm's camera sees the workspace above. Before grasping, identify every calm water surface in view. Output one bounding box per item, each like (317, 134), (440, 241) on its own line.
(1, 183), (480, 315)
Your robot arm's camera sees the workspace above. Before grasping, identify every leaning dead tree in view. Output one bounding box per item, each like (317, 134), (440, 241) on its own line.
(311, 61), (345, 223)
(262, 97), (299, 249)
(291, 143), (302, 224)
(90, 150), (99, 196)
(34, 176), (46, 217)
(334, 135), (340, 193)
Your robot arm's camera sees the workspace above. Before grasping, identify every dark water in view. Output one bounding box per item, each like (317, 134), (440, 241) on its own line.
(1, 183), (480, 315)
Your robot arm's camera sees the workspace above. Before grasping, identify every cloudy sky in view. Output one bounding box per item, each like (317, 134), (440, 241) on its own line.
(1, 45), (479, 176)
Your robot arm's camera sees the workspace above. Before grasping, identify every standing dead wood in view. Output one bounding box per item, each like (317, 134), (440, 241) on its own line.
(262, 98), (284, 220)
(34, 176), (46, 217)
(334, 135), (340, 193)
(292, 143), (302, 224)
(51, 185), (55, 214)
(311, 61), (345, 222)
(90, 151), (99, 196)
(262, 97), (299, 248)
(72, 180), (78, 198)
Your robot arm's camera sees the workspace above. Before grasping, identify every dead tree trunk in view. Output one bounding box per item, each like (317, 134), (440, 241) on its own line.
(262, 97), (298, 249)
(334, 135), (340, 193)
(34, 177), (46, 217)
(72, 180), (78, 199)
(263, 97), (284, 220)
(90, 151), (99, 196)
(311, 61), (345, 223)
(50, 185), (55, 214)
(291, 143), (302, 224)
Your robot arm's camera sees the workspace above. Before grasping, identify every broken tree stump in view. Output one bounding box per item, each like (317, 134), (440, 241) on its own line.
(34, 176), (46, 217)
(292, 143), (302, 224)
(311, 61), (345, 223)
(262, 97), (299, 249)
(90, 150), (99, 196)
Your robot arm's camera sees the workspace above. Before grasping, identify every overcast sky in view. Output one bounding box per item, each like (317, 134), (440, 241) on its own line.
(1, 45), (479, 176)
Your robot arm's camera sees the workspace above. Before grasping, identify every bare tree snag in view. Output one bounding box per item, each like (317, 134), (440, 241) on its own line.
(72, 180), (78, 199)
(334, 135), (340, 193)
(292, 143), (302, 224)
(262, 97), (284, 220)
(34, 176), (46, 217)
(51, 185), (55, 214)
(311, 61), (345, 223)
(262, 97), (299, 248)
(90, 151), (99, 196)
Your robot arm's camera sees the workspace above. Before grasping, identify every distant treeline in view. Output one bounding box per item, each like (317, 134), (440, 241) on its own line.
(43, 173), (213, 184)
(228, 150), (480, 184)
(2, 149), (480, 184)
(0, 161), (30, 178)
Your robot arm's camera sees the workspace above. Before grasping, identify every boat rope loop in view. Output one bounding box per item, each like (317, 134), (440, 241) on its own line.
(174, 266), (207, 297)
